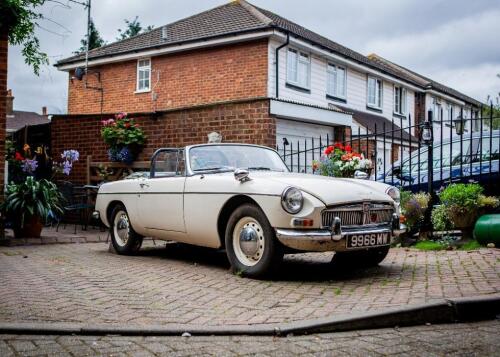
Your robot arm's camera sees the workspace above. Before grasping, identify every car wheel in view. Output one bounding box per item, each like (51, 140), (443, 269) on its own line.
(225, 204), (283, 278)
(331, 246), (390, 268)
(110, 204), (143, 255)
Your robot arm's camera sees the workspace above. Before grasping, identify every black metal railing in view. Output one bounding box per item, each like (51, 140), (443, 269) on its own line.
(277, 111), (500, 196)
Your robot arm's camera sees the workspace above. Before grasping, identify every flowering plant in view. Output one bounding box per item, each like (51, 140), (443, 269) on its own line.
(313, 143), (372, 178)
(101, 112), (146, 163)
(53, 149), (80, 176)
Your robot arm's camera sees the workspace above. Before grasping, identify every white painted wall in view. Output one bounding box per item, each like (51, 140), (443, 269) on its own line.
(268, 39), (417, 136)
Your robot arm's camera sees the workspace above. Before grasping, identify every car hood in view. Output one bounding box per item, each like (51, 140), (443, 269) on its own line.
(263, 173), (394, 206)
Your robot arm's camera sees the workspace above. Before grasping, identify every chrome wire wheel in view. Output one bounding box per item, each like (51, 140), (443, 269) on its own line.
(232, 216), (265, 267)
(113, 210), (130, 247)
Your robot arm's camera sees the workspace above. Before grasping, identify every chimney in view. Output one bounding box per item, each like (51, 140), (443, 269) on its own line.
(42, 106), (47, 116)
(6, 89), (13, 115)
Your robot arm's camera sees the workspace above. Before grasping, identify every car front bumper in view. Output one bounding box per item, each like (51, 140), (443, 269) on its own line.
(275, 215), (406, 252)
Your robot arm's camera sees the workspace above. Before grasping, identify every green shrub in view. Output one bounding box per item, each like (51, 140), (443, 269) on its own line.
(439, 183), (483, 209)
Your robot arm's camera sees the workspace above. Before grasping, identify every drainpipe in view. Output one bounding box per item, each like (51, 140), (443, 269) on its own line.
(275, 32), (289, 98)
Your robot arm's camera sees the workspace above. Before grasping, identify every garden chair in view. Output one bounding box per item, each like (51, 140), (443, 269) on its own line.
(56, 181), (94, 234)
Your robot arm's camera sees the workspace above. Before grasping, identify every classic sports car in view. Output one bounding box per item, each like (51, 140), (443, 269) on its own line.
(94, 144), (404, 278)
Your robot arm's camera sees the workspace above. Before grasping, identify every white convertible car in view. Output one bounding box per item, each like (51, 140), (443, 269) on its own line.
(94, 144), (404, 278)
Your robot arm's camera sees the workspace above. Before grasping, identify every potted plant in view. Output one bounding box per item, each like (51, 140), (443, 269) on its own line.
(439, 183), (499, 240)
(101, 112), (146, 164)
(1, 177), (64, 238)
(400, 191), (431, 240)
(313, 143), (372, 178)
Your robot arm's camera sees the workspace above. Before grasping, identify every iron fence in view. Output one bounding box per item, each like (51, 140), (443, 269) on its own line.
(277, 110), (500, 196)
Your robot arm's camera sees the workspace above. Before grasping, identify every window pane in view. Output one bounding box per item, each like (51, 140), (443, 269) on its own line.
(337, 67), (345, 97)
(368, 78), (375, 105)
(327, 65), (337, 95)
(394, 87), (400, 113)
(376, 80), (382, 107)
(298, 61), (309, 87)
(287, 49), (297, 83)
(402, 89), (407, 114)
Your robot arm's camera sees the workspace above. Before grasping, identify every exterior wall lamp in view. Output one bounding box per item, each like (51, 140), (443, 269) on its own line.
(454, 115), (465, 136)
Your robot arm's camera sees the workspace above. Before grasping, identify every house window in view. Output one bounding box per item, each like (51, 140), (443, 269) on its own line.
(433, 97), (442, 122)
(136, 58), (151, 92)
(394, 86), (407, 115)
(367, 76), (382, 109)
(287, 48), (310, 89)
(326, 64), (346, 99)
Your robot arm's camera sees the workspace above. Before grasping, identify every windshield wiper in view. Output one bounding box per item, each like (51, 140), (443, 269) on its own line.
(193, 166), (234, 172)
(248, 167), (284, 172)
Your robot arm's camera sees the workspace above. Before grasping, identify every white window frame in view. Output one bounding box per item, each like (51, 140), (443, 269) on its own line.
(393, 85), (407, 115)
(136, 58), (151, 93)
(326, 63), (347, 100)
(367, 76), (382, 109)
(286, 48), (310, 90)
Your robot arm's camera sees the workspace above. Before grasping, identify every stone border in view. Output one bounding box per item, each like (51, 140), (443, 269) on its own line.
(1, 294), (498, 337)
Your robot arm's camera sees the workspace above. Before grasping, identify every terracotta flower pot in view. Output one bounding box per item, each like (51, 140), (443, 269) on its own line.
(13, 216), (43, 238)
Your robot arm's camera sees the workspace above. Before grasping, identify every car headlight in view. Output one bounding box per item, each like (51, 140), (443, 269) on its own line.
(281, 187), (303, 214)
(386, 186), (400, 203)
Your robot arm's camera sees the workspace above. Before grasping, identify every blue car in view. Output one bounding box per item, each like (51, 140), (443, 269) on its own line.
(378, 130), (499, 194)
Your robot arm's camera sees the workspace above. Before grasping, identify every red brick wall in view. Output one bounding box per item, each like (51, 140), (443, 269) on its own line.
(52, 99), (275, 183)
(67, 40), (269, 115)
(0, 29), (6, 239)
(0, 30), (7, 193)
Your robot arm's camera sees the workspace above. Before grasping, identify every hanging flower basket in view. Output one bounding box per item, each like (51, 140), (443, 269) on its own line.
(101, 113), (146, 164)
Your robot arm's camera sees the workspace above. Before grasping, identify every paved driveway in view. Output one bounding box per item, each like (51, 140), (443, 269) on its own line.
(0, 242), (498, 326)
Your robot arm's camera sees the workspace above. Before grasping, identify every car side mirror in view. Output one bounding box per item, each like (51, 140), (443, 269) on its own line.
(234, 168), (250, 183)
(392, 167), (402, 179)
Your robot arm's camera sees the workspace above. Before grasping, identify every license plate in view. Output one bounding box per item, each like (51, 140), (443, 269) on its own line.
(346, 232), (390, 249)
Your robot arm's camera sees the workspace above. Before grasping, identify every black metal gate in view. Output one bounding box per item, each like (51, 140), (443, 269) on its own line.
(277, 109), (500, 196)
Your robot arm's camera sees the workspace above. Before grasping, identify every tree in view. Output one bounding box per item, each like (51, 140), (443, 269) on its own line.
(116, 16), (153, 41)
(75, 19), (105, 54)
(481, 73), (500, 129)
(0, 0), (49, 75)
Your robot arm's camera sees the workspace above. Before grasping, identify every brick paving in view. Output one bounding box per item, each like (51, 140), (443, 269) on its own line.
(2, 227), (108, 246)
(0, 240), (498, 327)
(0, 320), (498, 356)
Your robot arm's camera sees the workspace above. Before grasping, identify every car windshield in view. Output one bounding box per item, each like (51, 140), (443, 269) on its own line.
(189, 145), (288, 173)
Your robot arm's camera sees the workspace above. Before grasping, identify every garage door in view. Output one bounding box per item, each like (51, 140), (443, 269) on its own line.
(276, 119), (335, 173)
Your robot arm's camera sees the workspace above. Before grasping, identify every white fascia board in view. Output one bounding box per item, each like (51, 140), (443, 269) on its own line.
(270, 32), (422, 92)
(270, 99), (352, 127)
(424, 89), (466, 106)
(58, 30), (275, 71)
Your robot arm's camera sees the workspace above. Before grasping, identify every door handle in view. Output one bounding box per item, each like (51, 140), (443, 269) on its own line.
(139, 183), (150, 188)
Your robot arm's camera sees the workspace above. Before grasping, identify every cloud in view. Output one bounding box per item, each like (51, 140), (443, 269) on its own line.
(7, 0), (500, 113)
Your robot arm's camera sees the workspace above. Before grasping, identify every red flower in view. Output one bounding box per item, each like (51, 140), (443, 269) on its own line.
(334, 142), (344, 150)
(324, 146), (334, 155)
(344, 145), (352, 152)
(124, 122), (131, 128)
(15, 152), (24, 161)
(134, 123), (140, 128)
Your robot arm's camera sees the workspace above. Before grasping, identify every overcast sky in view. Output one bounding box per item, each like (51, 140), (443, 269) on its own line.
(7, 0), (500, 114)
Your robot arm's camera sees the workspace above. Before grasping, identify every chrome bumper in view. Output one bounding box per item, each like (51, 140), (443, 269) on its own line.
(275, 214), (405, 252)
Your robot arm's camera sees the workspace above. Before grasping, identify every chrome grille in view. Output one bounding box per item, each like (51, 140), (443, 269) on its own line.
(321, 202), (394, 228)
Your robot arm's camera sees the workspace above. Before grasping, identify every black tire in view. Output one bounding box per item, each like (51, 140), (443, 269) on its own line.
(225, 204), (283, 278)
(109, 204), (143, 255)
(331, 246), (390, 268)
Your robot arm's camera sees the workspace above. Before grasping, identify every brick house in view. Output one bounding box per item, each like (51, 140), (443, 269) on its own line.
(54, 0), (481, 180)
